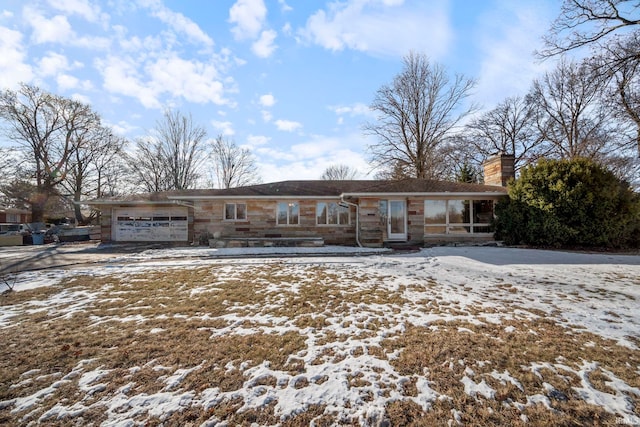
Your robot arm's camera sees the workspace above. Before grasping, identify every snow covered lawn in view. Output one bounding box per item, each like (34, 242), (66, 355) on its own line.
(0, 246), (638, 426)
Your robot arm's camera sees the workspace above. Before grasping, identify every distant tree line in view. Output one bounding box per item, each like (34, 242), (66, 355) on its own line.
(0, 84), (261, 223)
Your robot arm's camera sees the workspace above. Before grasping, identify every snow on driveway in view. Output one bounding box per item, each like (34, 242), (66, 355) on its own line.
(0, 246), (638, 425)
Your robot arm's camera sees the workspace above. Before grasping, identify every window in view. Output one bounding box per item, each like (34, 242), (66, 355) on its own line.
(224, 203), (247, 221)
(7, 213), (18, 223)
(473, 200), (494, 233)
(378, 200), (388, 226)
(424, 199), (494, 234)
(425, 200), (446, 225)
(316, 202), (349, 225)
(277, 202), (299, 225)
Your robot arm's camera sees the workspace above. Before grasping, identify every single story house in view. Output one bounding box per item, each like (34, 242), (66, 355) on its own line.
(0, 207), (32, 224)
(87, 155), (514, 248)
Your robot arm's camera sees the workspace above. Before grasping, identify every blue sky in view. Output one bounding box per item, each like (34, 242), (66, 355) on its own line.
(0, 0), (562, 182)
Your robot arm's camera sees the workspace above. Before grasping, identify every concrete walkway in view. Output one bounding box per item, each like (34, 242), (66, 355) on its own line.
(0, 242), (391, 274)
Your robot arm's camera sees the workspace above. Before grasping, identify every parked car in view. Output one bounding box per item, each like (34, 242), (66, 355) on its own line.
(0, 223), (31, 236)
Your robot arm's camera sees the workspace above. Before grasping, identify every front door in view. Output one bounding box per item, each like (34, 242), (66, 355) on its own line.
(387, 200), (407, 241)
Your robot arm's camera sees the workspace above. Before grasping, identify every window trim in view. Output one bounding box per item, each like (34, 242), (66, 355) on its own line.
(276, 201), (300, 226)
(316, 202), (350, 226)
(223, 202), (248, 222)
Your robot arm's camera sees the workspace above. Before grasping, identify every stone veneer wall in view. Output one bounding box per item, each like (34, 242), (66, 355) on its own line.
(193, 199), (357, 246)
(358, 198), (384, 248)
(100, 209), (112, 242)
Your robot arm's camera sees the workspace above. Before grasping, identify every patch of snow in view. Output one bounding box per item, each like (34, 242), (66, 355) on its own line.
(573, 361), (640, 424)
(526, 393), (552, 409)
(461, 376), (496, 399)
(164, 362), (204, 391)
(490, 370), (523, 392)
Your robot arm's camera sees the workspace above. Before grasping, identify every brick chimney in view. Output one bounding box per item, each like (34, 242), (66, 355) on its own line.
(483, 154), (515, 187)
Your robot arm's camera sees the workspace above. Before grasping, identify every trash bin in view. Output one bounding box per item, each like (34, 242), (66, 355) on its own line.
(32, 232), (45, 245)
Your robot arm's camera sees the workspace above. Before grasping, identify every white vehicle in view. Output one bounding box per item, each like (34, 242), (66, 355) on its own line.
(0, 223), (31, 235)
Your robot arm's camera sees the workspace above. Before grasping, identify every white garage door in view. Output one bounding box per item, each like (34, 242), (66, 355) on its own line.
(113, 207), (188, 242)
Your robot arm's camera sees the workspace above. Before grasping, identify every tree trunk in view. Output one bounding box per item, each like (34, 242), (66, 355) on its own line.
(30, 194), (48, 223)
(74, 189), (84, 225)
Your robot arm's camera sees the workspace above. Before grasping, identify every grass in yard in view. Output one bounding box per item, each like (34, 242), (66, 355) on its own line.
(1, 261), (638, 425)
(382, 319), (638, 426)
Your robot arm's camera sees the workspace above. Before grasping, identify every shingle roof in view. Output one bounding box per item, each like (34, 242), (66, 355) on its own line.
(86, 179), (507, 204)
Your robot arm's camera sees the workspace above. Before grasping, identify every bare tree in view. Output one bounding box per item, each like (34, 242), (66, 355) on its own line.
(540, 0), (639, 66)
(528, 58), (617, 160)
(320, 164), (359, 180)
(128, 110), (207, 192)
(156, 110), (207, 190)
(61, 127), (126, 223)
(463, 96), (544, 171)
(541, 0), (640, 157)
(598, 34), (640, 157)
(364, 51), (476, 180)
(0, 84), (99, 222)
(127, 137), (171, 192)
(210, 135), (261, 189)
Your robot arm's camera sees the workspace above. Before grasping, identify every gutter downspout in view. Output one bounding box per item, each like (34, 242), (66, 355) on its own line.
(339, 197), (362, 248)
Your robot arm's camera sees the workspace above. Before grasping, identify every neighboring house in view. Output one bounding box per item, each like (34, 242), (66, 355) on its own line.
(87, 155), (514, 248)
(0, 207), (32, 224)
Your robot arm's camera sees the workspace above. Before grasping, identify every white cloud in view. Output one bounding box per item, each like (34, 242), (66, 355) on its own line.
(70, 92), (91, 104)
(229, 0), (267, 40)
(246, 134), (270, 147)
(274, 119), (302, 132)
(278, 0), (293, 13)
(56, 74), (92, 92)
(261, 110), (273, 122)
(24, 6), (74, 44)
(38, 52), (71, 77)
(57, 74), (79, 91)
(329, 102), (373, 117)
(299, 1), (452, 58)
(212, 120), (235, 136)
(0, 26), (33, 88)
(23, 4), (110, 49)
(72, 35), (112, 50)
(255, 133), (371, 181)
(259, 93), (276, 107)
(146, 53), (227, 105)
(252, 29), (277, 57)
(45, 0), (103, 23)
(96, 55), (161, 109)
(138, 0), (214, 48)
(474, 2), (557, 107)
(107, 120), (139, 136)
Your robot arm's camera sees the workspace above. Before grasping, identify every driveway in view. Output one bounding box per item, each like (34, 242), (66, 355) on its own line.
(0, 242), (162, 274)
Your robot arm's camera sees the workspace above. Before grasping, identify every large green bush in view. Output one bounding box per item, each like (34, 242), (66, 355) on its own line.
(494, 158), (640, 248)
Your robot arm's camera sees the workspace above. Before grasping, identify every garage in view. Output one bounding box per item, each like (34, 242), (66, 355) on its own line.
(113, 207), (188, 242)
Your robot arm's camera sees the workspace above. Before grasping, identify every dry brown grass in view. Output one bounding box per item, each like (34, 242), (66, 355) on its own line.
(381, 318), (638, 426)
(0, 262), (638, 426)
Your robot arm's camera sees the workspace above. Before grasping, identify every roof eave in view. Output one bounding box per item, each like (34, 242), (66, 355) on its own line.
(342, 191), (508, 197)
(167, 195), (340, 200)
(83, 200), (185, 205)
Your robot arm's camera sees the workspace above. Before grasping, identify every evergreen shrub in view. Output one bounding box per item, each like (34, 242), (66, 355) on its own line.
(494, 158), (640, 248)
